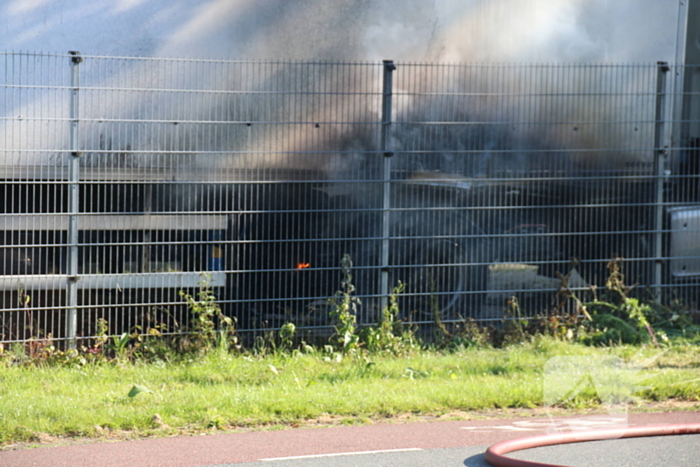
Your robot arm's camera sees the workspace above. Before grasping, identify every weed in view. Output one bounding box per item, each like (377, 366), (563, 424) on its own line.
(130, 323), (173, 362)
(328, 254), (361, 354)
(178, 274), (236, 354)
(576, 258), (659, 346)
(279, 323), (297, 352)
(537, 257), (699, 346)
(94, 318), (110, 356)
(429, 292), (449, 339)
(363, 282), (417, 356)
(445, 318), (493, 350)
(3, 253), (697, 369)
(251, 330), (278, 357)
(18, 287), (32, 343)
(504, 295), (528, 343)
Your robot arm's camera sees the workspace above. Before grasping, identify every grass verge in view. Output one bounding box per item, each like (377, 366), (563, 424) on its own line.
(1, 337), (698, 448)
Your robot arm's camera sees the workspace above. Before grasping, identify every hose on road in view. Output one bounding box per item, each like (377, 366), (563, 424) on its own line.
(484, 423), (700, 467)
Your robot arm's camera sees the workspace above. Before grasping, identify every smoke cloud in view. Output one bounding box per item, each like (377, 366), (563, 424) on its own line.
(0, 0), (682, 174)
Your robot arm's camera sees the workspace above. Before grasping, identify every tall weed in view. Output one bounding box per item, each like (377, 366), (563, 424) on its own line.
(178, 274), (237, 354)
(363, 282), (418, 356)
(328, 254), (361, 353)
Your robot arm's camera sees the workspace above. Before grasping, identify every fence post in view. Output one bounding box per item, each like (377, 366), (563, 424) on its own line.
(653, 61), (670, 303)
(379, 60), (395, 314)
(67, 51), (82, 349)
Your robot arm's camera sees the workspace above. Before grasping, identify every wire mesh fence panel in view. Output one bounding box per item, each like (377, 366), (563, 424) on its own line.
(1, 53), (698, 345)
(389, 63), (663, 324)
(1, 52), (72, 344)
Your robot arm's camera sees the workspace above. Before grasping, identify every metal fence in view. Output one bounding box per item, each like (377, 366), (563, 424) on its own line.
(1, 52), (698, 346)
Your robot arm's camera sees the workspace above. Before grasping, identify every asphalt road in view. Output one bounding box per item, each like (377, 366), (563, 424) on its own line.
(508, 434), (700, 467)
(1, 411), (698, 467)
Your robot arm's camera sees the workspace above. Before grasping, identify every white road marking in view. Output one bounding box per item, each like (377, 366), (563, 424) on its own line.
(260, 447), (423, 461)
(492, 425), (539, 431)
(460, 426), (536, 432)
(554, 418), (627, 426)
(460, 417), (630, 433)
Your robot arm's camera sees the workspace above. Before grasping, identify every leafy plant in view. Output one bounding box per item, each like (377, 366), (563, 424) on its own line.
(540, 258), (696, 346)
(103, 333), (130, 361)
(93, 318), (110, 356)
(279, 323), (297, 352)
(442, 318), (493, 350)
(179, 274), (236, 354)
(363, 282), (417, 356)
(328, 254), (362, 354)
(576, 258), (659, 346)
(504, 295), (528, 342)
(18, 287), (32, 344)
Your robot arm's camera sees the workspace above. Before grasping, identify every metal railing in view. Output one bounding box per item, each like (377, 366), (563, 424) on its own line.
(1, 52), (698, 345)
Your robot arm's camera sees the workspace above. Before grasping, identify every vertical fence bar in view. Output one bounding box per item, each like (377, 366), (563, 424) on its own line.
(653, 62), (670, 303)
(67, 51), (82, 348)
(379, 60), (395, 314)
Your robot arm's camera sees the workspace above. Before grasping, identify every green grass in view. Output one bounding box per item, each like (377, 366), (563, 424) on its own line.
(1, 337), (698, 446)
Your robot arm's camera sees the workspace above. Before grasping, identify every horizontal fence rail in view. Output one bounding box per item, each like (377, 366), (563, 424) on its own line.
(1, 52), (699, 346)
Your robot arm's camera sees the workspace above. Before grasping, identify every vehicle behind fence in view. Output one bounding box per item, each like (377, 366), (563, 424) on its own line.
(1, 52), (699, 346)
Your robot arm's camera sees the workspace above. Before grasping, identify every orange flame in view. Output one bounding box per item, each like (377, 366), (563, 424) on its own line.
(296, 262), (311, 270)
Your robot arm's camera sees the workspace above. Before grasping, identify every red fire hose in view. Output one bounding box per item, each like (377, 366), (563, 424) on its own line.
(484, 423), (700, 467)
